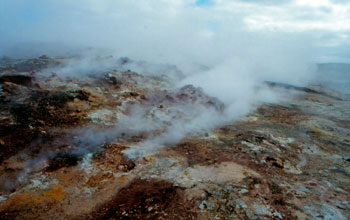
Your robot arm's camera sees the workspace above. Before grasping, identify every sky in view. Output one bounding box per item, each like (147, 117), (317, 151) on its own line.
(0, 0), (349, 63)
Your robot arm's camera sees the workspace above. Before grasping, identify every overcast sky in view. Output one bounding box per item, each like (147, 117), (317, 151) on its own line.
(0, 0), (349, 63)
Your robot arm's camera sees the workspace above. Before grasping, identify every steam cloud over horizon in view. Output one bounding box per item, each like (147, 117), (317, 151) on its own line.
(1, 0), (349, 62)
(0, 0), (348, 160)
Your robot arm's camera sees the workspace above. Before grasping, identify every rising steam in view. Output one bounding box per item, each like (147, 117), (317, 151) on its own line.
(0, 0), (321, 176)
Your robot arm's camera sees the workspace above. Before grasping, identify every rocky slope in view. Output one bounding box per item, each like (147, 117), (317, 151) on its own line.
(0, 56), (349, 219)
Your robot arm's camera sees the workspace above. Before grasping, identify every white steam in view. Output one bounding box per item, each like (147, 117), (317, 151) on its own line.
(0, 1), (319, 160)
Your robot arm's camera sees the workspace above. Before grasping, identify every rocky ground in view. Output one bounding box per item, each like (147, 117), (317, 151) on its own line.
(0, 56), (349, 219)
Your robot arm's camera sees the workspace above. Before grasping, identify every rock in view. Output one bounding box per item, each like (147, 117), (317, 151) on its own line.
(0, 57), (60, 73)
(46, 153), (82, 172)
(239, 189), (248, 194)
(199, 200), (215, 210)
(39, 55), (50, 59)
(0, 57), (350, 220)
(105, 73), (122, 88)
(0, 74), (33, 86)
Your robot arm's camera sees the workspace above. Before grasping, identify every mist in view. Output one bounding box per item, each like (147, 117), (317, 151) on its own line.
(1, 0), (339, 160)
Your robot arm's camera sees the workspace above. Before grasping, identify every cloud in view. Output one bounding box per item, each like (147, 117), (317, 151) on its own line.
(234, 0), (292, 5)
(0, 0), (347, 184)
(195, 0), (215, 7)
(0, 0), (348, 62)
(330, 0), (350, 4)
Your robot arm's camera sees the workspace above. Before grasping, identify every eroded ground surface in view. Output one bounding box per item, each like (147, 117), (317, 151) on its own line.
(0, 57), (349, 219)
